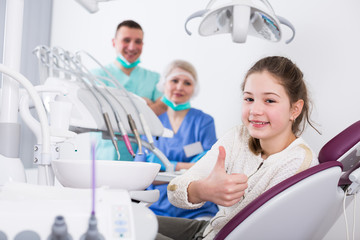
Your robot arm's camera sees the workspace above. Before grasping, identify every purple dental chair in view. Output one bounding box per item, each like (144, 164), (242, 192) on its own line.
(214, 120), (360, 240)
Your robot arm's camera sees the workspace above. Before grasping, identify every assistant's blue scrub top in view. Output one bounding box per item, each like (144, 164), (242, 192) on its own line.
(135, 108), (219, 219)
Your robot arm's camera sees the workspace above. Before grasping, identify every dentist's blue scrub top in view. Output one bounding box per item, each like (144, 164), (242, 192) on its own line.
(91, 63), (162, 161)
(135, 108), (219, 219)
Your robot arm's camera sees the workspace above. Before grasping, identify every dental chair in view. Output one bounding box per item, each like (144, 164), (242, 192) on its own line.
(214, 120), (360, 240)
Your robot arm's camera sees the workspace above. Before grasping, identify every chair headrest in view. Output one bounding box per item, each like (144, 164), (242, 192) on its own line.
(318, 121), (360, 186)
(318, 121), (360, 163)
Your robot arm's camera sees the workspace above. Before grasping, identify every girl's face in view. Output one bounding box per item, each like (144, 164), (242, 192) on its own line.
(164, 68), (195, 104)
(241, 71), (301, 144)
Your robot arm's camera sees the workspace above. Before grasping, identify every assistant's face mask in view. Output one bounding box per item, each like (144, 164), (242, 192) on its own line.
(161, 95), (191, 111)
(116, 54), (140, 69)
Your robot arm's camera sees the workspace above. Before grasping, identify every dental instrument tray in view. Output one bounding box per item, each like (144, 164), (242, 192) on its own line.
(42, 77), (172, 138)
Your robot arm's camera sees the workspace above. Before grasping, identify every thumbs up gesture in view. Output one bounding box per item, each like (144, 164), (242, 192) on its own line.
(188, 146), (248, 207)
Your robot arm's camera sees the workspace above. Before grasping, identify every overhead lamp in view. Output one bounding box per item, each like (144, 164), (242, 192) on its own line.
(185, 0), (295, 44)
(74, 0), (113, 13)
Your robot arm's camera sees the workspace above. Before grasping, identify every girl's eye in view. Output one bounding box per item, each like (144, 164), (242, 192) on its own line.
(184, 81), (192, 86)
(266, 99), (276, 103)
(244, 97), (254, 102)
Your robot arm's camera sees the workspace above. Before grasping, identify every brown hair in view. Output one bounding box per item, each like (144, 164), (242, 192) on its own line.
(242, 56), (319, 155)
(115, 20), (143, 36)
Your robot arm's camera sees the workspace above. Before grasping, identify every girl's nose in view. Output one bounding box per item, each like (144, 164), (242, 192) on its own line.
(250, 101), (263, 115)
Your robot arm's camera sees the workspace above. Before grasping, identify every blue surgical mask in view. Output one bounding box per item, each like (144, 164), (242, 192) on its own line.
(161, 95), (191, 111)
(116, 54), (140, 69)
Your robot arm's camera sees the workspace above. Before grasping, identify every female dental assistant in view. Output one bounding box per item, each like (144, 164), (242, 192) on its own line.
(135, 60), (219, 219)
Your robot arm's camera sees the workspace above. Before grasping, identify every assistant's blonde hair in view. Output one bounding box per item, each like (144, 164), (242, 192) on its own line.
(157, 59), (199, 96)
(163, 59), (198, 83)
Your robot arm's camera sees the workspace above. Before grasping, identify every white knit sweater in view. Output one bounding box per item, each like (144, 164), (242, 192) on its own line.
(167, 125), (319, 240)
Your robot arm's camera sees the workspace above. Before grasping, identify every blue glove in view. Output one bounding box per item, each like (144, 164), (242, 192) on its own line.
(146, 154), (177, 171)
(190, 151), (208, 163)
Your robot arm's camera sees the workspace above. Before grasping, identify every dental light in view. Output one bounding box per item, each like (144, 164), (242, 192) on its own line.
(185, 0), (296, 44)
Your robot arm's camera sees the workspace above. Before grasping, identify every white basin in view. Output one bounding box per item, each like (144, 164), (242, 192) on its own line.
(52, 159), (160, 190)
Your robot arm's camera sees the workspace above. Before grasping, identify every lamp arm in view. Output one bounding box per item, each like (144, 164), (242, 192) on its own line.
(184, 9), (209, 35)
(277, 15), (296, 44)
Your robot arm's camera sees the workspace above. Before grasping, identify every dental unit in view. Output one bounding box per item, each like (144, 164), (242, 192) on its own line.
(0, 50), (164, 239)
(0, 0), (174, 235)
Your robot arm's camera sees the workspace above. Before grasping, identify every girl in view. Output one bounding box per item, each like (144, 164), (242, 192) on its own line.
(156, 56), (320, 240)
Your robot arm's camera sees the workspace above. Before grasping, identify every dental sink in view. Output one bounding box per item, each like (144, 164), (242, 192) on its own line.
(52, 159), (161, 191)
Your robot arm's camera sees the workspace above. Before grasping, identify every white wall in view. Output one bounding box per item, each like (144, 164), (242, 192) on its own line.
(51, 0), (360, 239)
(51, 0), (360, 154)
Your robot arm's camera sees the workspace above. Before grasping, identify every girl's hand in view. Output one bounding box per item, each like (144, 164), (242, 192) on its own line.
(188, 146), (248, 207)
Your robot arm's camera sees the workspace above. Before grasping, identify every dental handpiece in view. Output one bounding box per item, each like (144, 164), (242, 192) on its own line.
(127, 114), (143, 155)
(117, 120), (135, 158)
(112, 110), (136, 158)
(103, 112), (120, 160)
(139, 113), (155, 149)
